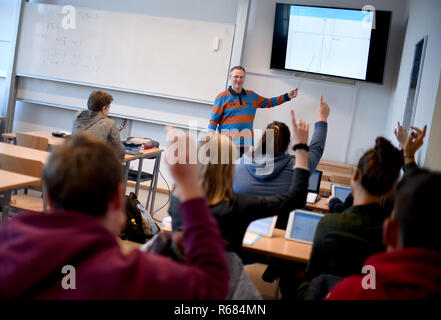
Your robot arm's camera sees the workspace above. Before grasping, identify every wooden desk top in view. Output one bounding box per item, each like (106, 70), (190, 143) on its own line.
(243, 229), (312, 264)
(123, 147), (164, 162)
(1, 132), (163, 161)
(0, 169), (41, 192)
(0, 142), (50, 163)
(0, 116), (7, 120)
(2, 131), (66, 147)
(306, 197), (330, 213)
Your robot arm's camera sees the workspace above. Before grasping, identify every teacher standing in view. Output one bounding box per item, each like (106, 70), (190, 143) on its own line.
(208, 66), (298, 156)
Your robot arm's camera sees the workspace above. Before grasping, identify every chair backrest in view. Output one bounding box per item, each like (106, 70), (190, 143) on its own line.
(16, 133), (49, 151)
(0, 153), (44, 178)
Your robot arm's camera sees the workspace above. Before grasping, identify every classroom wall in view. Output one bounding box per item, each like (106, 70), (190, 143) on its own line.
(384, 0), (441, 167)
(242, 0), (409, 165)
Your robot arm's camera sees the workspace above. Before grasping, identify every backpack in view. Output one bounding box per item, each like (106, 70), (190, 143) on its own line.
(120, 192), (160, 243)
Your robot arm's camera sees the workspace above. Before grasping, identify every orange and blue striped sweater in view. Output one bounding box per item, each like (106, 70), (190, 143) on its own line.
(208, 86), (291, 147)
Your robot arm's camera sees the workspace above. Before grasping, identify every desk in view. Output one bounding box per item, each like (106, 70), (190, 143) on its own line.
(0, 169), (41, 223)
(126, 226), (312, 264)
(0, 142), (50, 164)
(306, 197), (330, 213)
(2, 131), (164, 215)
(123, 147), (164, 215)
(2, 131), (66, 147)
(242, 229), (312, 264)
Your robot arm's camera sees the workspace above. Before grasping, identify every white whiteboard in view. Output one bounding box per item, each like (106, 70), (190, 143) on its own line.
(16, 3), (235, 103)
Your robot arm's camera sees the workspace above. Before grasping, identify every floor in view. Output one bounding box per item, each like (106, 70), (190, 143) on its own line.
(131, 186), (281, 300)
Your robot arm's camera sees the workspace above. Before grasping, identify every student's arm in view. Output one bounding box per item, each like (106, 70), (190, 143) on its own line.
(308, 95), (329, 171)
(130, 197), (229, 299)
(109, 122), (125, 160)
(136, 130), (229, 299)
(239, 110), (310, 221)
(328, 193), (353, 213)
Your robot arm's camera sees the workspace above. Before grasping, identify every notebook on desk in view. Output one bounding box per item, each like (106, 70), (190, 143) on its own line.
(285, 209), (324, 244)
(306, 170), (322, 204)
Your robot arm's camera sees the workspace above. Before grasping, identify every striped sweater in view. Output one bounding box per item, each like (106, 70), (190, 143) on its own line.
(208, 86), (291, 147)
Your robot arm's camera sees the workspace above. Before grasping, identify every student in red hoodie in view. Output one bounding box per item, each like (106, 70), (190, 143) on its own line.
(327, 126), (441, 299)
(0, 132), (229, 299)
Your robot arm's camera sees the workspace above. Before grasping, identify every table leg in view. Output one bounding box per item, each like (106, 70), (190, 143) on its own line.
(123, 162), (130, 195)
(148, 153), (161, 215)
(134, 158), (143, 197)
(1, 190), (12, 224)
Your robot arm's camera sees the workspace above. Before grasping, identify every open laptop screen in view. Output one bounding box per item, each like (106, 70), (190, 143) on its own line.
(286, 210), (324, 244)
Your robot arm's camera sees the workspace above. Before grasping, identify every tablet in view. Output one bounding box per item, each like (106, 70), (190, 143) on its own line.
(308, 170), (322, 194)
(306, 170), (322, 203)
(331, 184), (352, 202)
(246, 216), (277, 237)
(285, 210), (324, 244)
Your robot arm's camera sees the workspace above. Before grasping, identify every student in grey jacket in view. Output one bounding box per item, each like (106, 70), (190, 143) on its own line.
(233, 95), (330, 229)
(72, 90), (125, 159)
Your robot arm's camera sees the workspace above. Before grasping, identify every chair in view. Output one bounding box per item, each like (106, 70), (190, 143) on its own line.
(0, 154), (45, 212)
(16, 132), (49, 151)
(15, 133), (48, 193)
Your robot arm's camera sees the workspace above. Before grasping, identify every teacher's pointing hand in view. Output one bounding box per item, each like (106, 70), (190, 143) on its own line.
(288, 88), (298, 99)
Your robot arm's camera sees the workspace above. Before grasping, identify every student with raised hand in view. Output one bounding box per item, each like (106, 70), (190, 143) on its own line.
(302, 137), (404, 295)
(0, 133), (229, 299)
(72, 90), (125, 159)
(233, 95), (329, 229)
(169, 110), (310, 253)
(325, 125), (440, 299)
(327, 170), (441, 299)
(326, 122), (427, 214)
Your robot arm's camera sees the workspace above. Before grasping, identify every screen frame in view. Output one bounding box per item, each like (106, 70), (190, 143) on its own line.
(285, 209), (324, 244)
(308, 170), (323, 194)
(270, 3), (392, 84)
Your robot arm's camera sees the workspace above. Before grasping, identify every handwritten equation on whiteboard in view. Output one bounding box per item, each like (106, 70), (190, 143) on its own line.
(17, 3), (235, 102)
(31, 7), (102, 74)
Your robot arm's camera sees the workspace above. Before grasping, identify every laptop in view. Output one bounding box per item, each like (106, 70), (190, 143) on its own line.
(331, 184), (352, 202)
(306, 170), (322, 204)
(285, 209), (324, 244)
(246, 216), (278, 237)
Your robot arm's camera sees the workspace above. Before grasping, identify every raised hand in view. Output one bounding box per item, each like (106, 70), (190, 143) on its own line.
(394, 121), (408, 149)
(291, 109), (309, 145)
(288, 88), (298, 99)
(403, 125), (427, 160)
(165, 127), (203, 201)
(317, 94), (330, 122)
